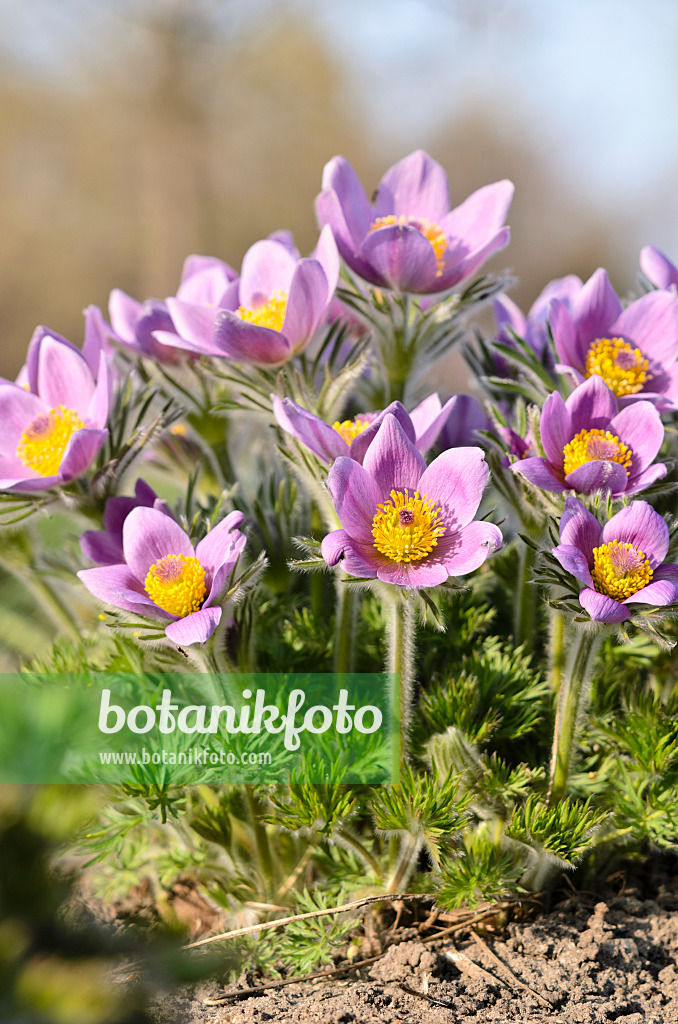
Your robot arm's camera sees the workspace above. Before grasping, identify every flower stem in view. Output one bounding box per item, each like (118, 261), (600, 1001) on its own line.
(547, 630), (600, 806)
(386, 834), (420, 894)
(334, 583), (357, 674)
(387, 594), (415, 761)
(246, 787), (275, 888)
(550, 609), (566, 695)
(514, 542), (536, 649)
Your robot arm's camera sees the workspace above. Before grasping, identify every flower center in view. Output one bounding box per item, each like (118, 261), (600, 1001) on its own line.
(332, 417), (372, 444)
(562, 429), (632, 478)
(369, 215), (447, 276)
(237, 290), (288, 332)
(144, 554), (206, 617)
(16, 405), (84, 476)
(372, 488), (445, 563)
(591, 541), (653, 601)
(585, 337), (649, 397)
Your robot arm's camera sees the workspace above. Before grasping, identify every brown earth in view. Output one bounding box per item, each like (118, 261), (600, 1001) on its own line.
(151, 868), (678, 1024)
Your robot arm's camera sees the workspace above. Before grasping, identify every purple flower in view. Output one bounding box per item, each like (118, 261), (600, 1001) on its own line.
(80, 478), (172, 566)
(0, 325), (110, 492)
(552, 496), (678, 623)
(316, 150), (513, 295)
(321, 414), (502, 588)
(640, 245), (678, 291)
(168, 228), (339, 365)
(108, 254), (238, 362)
(78, 506), (246, 646)
(493, 275), (582, 367)
(511, 376), (666, 499)
(272, 393), (464, 464)
(551, 267), (678, 408)
(438, 394), (488, 449)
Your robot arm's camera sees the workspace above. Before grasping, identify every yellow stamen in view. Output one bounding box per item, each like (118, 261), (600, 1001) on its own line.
(562, 429), (632, 478)
(144, 554), (206, 618)
(369, 215), (447, 276)
(16, 405), (84, 476)
(332, 417), (372, 445)
(372, 488), (445, 563)
(237, 290), (288, 332)
(585, 337), (649, 397)
(591, 541), (653, 601)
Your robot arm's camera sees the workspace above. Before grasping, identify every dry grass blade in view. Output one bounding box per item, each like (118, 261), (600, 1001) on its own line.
(471, 928), (553, 1008)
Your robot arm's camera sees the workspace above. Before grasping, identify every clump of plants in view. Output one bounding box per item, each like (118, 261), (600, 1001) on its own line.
(1, 150), (678, 982)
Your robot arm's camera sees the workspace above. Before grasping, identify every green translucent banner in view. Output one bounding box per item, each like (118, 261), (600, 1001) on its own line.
(0, 673), (399, 785)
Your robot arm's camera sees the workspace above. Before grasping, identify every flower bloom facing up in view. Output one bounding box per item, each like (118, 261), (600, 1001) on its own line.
(321, 414), (502, 587)
(167, 228), (339, 365)
(80, 478), (172, 566)
(272, 393), (469, 464)
(551, 267), (678, 408)
(640, 245), (678, 291)
(78, 507), (246, 645)
(0, 326), (110, 492)
(511, 376), (666, 498)
(107, 254), (238, 362)
(552, 497), (678, 623)
(316, 150), (513, 294)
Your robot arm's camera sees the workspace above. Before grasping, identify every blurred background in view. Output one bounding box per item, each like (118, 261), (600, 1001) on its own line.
(1, 0), (678, 378)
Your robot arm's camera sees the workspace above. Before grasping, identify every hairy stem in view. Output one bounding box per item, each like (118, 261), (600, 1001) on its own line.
(246, 788), (275, 887)
(387, 594), (415, 761)
(334, 583), (358, 674)
(2, 561), (81, 643)
(550, 609), (566, 695)
(514, 542), (536, 649)
(386, 834), (421, 894)
(335, 827), (383, 880)
(547, 630), (601, 806)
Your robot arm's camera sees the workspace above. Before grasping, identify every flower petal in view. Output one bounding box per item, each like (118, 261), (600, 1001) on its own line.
(625, 463), (668, 496)
(566, 375), (618, 434)
(441, 180), (514, 258)
(0, 386), (46, 451)
(552, 543), (595, 588)
(640, 245), (678, 290)
(165, 299), (220, 353)
(564, 460), (629, 496)
(195, 512), (246, 575)
(624, 566), (678, 606)
(282, 259), (331, 352)
(239, 239), (298, 309)
(438, 520), (503, 576)
(362, 413), (426, 495)
(411, 394), (459, 452)
(322, 529), (351, 567)
(511, 457), (567, 493)
(579, 588), (631, 622)
(213, 311), (293, 365)
(377, 558), (449, 588)
(572, 268), (622, 347)
(417, 446), (490, 530)
(550, 299), (582, 371)
(77, 564), (171, 619)
(610, 289), (678, 366)
(165, 607), (222, 646)
(348, 403), (414, 463)
(374, 150), (450, 222)
(359, 224), (439, 292)
(80, 530), (125, 566)
(319, 156), (373, 246)
(327, 458), (383, 543)
(559, 496), (601, 561)
(123, 506), (194, 582)
(59, 428), (107, 481)
(36, 334), (95, 418)
(273, 396), (346, 462)
(439, 394), (488, 449)
(602, 501), (669, 566)
(608, 400), (663, 477)
(540, 391), (571, 469)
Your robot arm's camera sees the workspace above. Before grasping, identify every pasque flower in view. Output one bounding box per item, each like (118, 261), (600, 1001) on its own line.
(321, 414), (501, 587)
(272, 393), (468, 464)
(316, 150), (513, 294)
(78, 506), (246, 645)
(640, 245), (678, 291)
(511, 376), (666, 498)
(552, 496), (678, 623)
(551, 267), (678, 408)
(0, 324), (110, 492)
(107, 254), (238, 362)
(80, 478), (171, 566)
(166, 228), (339, 365)
(493, 275), (582, 368)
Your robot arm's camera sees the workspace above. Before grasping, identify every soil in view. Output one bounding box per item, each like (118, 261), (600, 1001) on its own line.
(151, 870), (678, 1024)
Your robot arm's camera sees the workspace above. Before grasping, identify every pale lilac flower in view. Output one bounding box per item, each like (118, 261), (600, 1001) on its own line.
(438, 394), (488, 449)
(511, 376), (666, 499)
(0, 325), (110, 492)
(640, 245), (678, 291)
(80, 478), (172, 566)
(551, 267), (678, 408)
(553, 496), (678, 623)
(316, 150), (513, 294)
(78, 506), (246, 645)
(272, 393), (464, 464)
(107, 254), (238, 362)
(321, 413), (502, 588)
(168, 227), (339, 365)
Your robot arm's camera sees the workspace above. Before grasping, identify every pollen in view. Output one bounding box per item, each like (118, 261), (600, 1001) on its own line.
(369, 215), (447, 276)
(591, 541), (653, 601)
(144, 554), (206, 618)
(16, 405), (84, 477)
(332, 417), (372, 444)
(585, 337), (649, 397)
(372, 488), (445, 563)
(562, 428), (632, 478)
(237, 290), (288, 332)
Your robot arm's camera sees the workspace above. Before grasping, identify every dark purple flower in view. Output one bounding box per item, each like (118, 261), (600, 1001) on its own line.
(169, 228), (339, 365)
(108, 254), (239, 363)
(438, 394), (488, 449)
(552, 496), (678, 623)
(493, 275), (582, 368)
(511, 376), (666, 499)
(321, 414), (501, 588)
(551, 267), (678, 408)
(272, 393), (463, 464)
(316, 150), (513, 295)
(78, 506), (246, 645)
(640, 245), (678, 291)
(80, 478), (172, 566)
(0, 325), (110, 492)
